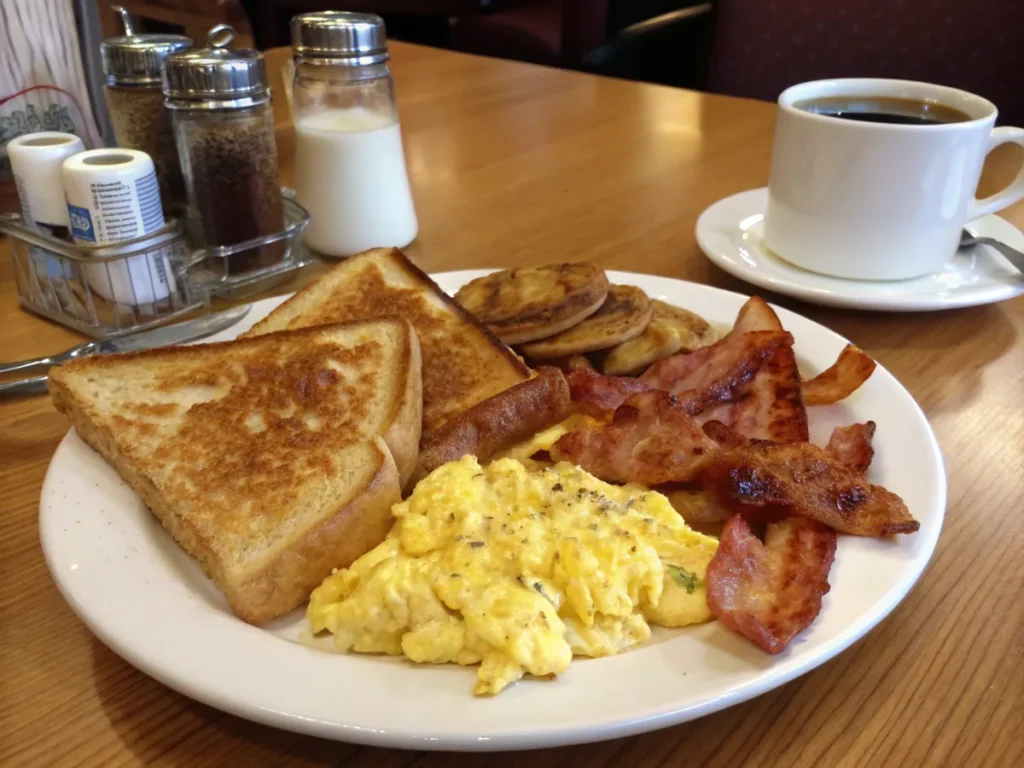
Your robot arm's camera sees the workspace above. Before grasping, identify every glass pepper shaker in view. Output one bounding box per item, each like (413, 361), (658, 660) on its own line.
(162, 26), (285, 273)
(290, 12), (418, 258)
(101, 5), (192, 212)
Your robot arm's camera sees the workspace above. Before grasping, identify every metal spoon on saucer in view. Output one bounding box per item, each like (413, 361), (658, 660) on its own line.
(959, 229), (1024, 273)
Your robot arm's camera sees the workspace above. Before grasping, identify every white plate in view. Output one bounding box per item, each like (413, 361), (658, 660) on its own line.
(696, 188), (1024, 311)
(40, 272), (945, 751)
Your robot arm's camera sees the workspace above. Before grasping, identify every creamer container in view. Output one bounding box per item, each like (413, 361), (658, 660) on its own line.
(101, 6), (192, 212)
(62, 148), (175, 305)
(290, 12), (418, 258)
(163, 26), (285, 274)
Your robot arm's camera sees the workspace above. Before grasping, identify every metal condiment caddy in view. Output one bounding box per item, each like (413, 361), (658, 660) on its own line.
(0, 192), (312, 339)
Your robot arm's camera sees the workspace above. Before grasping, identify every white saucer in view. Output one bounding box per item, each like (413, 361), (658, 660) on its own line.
(696, 188), (1024, 311)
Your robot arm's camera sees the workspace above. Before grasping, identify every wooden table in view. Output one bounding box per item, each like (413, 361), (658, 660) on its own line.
(2, 43), (1022, 767)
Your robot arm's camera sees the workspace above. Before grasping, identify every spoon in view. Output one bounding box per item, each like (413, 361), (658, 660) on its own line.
(959, 229), (1024, 273)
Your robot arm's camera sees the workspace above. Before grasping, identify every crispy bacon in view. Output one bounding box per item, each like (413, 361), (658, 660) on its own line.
(702, 419), (748, 450)
(565, 368), (652, 420)
(702, 440), (918, 536)
(803, 344), (877, 406)
(697, 343), (809, 443)
(550, 389), (717, 485)
(641, 330), (793, 415)
(826, 422), (876, 474)
(706, 515), (837, 653)
(732, 295), (784, 333)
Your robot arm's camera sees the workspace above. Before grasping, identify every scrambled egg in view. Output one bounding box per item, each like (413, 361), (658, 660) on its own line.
(308, 456), (718, 695)
(492, 414), (599, 470)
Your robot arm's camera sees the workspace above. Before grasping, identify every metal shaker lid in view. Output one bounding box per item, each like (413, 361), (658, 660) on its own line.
(101, 5), (192, 85)
(290, 12), (389, 65)
(162, 25), (269, 108)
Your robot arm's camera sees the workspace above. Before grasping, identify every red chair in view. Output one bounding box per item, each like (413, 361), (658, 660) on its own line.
(704, 0), (1024, 125)
(448, 0), (609, 66)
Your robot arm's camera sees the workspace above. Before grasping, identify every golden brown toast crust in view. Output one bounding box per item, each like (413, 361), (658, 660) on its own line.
(48, 320), (418, 624)
(383, 328), (422, 489)
(52, 321), (412, 524)
(244, 248), (530, 432)
(229, 438), (400, 624)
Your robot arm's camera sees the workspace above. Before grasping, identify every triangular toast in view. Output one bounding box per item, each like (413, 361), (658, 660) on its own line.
(49, 320), (421, 624)
(243, 248), (530, 433)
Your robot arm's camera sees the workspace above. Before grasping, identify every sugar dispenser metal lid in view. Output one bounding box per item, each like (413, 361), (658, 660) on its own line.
(162, 25), (270, 109)
(290, 11), (389, 65)
(101, 5), (192, 86)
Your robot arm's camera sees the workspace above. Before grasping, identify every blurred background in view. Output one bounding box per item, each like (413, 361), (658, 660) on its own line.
(3, 0), (1022, 217)
(90, 0), (1023, 125)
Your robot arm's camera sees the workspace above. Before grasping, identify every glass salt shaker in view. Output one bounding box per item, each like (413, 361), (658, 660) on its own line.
(290, 12), (418, 258)
(162, 26), (285, 273)
(101, 5), (192, 212)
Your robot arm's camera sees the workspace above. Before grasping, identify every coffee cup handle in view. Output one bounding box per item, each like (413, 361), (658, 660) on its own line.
(969, 126), (1024, 220)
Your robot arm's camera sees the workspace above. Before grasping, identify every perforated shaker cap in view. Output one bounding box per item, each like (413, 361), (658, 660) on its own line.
(290, 12), (389, 65)
(162, 25), (269, 108)
(101, 6), (191, 85)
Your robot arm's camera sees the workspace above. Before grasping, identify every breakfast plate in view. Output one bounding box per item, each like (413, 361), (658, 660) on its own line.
(39, 271), (945, 751)
(696, 187), (1024, 311)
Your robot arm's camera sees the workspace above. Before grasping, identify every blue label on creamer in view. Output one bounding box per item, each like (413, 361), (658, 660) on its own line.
(67, 204), (95, 242)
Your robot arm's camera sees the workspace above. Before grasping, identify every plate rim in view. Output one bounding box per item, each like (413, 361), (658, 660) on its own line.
(38, 271), (947, 751)
(695, 187), (1024, 311)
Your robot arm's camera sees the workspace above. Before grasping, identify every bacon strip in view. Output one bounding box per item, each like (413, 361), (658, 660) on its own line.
(550, 389), (717, 485)
(698, 343), (808, 443)
(701, 419), (748, 450)
(706, 515), (837, 653)
(414, 367), (571, 482)
(641, 330), (793, 415)
(564, 368), (652, 421)
(803, 344), (877, 406)
(732, 295), (784, 333)
(702, 440), (918, 536)
(825, 422), (876, 474)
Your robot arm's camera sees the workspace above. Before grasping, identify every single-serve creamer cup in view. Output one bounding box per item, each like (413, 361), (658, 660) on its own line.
(62, 148), (175, 305)
(7, 131), (85, 233)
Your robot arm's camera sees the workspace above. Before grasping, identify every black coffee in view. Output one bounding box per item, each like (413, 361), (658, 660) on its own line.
(794, 96), (972, 125)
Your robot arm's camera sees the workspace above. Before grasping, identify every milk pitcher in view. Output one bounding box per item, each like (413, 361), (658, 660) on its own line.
(290, 12), (418, 258)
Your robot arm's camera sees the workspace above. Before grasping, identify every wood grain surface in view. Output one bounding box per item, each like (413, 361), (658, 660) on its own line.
(2, 42), (1023, 768)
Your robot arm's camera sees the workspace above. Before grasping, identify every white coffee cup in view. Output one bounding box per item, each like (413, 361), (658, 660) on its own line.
(763, 78), (1024, 281)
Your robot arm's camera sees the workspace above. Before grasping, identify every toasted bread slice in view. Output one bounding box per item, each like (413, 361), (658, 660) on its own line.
(519, 285), (653, 359)
(49, 321), (421, 624)
(602, 300), (717, 375)
(454, 263), (610, 344)
(245, 248), (530, 433)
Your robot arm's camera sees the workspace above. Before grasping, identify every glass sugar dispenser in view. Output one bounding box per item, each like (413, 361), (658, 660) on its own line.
(101, 5), (192, 211)
(290, 12), (418, 258)
(163, 26), (286, 275)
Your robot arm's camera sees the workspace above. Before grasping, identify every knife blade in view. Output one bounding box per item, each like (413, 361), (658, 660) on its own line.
(0, 304), (252, 395)
(91, 304), (252, 356)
